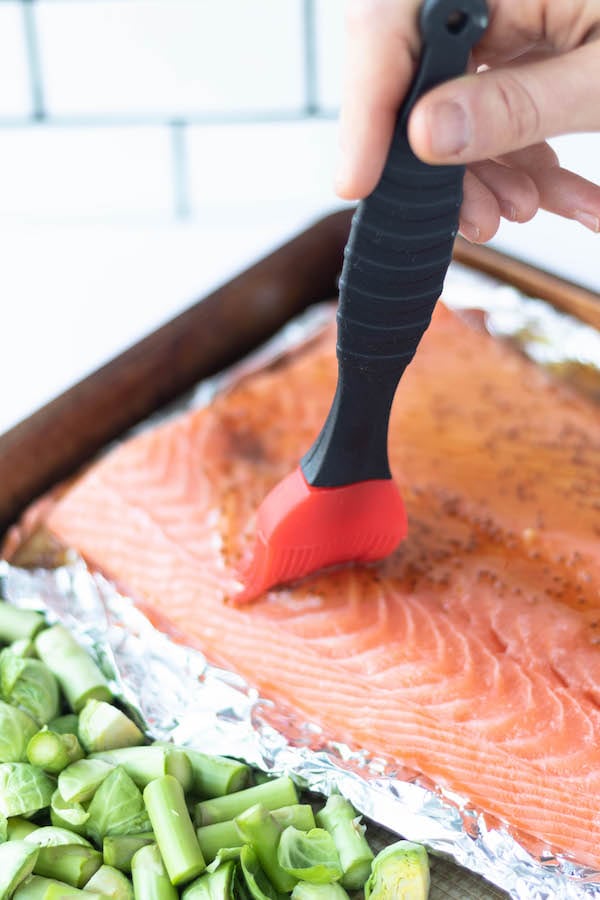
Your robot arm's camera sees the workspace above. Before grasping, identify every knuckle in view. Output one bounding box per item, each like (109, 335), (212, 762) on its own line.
(493, 74), (542, 146)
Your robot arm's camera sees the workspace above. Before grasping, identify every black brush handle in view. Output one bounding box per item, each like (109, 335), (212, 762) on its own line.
(302, 0), (488, 487)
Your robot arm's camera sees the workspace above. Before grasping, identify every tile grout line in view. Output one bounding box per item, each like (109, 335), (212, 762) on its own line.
(0, 110), (338, 129)
(302, 0), (319, 117)
(21, 0), (46, 121)
(170, 119), (191, 221)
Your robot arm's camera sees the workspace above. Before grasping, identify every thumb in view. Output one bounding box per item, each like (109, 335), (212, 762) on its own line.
(408, 40), (600, 165)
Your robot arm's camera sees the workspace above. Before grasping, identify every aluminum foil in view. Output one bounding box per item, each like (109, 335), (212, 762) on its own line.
(2, 262), (600, 900)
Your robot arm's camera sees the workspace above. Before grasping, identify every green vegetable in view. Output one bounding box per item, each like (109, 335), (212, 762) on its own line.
(34, 626), (111, 713)
(277, 827), (342, 884)
(195, 821), (241, 863)
(48, 715), (79, 737)
(364, 840), (430, 900)
(50, 790), (89, 835)
(291, 884), (350, 899)
(195, 776), (298, 826)
(235, 804), (296, 894)
(0, 763), (55, 817)
(130, 843), (178, 900)
(78, 702), (144, 754)
(154, 744), (248, 799)
(0, 652), (60, 725)
(9, 640), (36, 658)
(0, 839), (39, 899)
(0, 814), (6, 843)
(8, 819), (38, 840)
(238, 844), (285, 900)
(0, 701), (38, 762)
(21, 825), (101, 890)
(24, 826), (102, 886)
(315, 795), (373, 890)
(27, 730), (84, 774)
(143, 775), (205, 885)
(102, 834), (154, 873)
(0, 603), (44, 644)
(58, 759), (114, 804)
(12, 875), (106, 898)
(84, 865), (133, 899)
(206, 848), (241, 871)
(196, 805), (315, 864)
(89, 747), (192, 792)
(181, 860), (236, 899)
(85, 767), (151, 844)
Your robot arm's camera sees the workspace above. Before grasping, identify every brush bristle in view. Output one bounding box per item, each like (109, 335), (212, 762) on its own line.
(234, 467), (407, 603)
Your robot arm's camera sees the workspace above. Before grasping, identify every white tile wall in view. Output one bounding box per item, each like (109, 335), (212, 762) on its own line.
(0, 126), (173, 219)
(36, 0), (306, 118)
(315, 0), (345, 111)
(0, 3), (31, 117)
(186, 119), (345, 224)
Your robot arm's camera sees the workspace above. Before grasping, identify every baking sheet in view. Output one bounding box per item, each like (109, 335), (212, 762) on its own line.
(3, 261), (600, 899)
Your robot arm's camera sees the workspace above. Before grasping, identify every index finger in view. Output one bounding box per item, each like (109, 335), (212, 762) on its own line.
(335, 0), (421, 200)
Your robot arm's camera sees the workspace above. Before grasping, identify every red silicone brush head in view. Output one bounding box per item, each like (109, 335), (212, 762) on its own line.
(234, 467), (407, 604)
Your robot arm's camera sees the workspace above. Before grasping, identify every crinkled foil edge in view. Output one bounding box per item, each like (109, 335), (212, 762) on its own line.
(3, 263), (600, 900)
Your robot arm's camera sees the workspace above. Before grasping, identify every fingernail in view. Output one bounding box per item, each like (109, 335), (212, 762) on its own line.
(428, 101), (470, 159)
(500, 202), (517, 222)
(460, 221), (480, 243)
(575, 210), (600, 233)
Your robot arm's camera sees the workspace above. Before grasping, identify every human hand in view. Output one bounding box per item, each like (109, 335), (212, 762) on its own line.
(336, 0), (600, 242)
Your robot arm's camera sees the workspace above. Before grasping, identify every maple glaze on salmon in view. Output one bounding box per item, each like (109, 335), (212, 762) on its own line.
(6, 304), (600, 867)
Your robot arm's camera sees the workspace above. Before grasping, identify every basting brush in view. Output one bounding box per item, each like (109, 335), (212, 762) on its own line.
(235, 0), (489, 603)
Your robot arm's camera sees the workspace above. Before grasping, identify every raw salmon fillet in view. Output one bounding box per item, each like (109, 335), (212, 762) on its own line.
(9, 305), (600, 866)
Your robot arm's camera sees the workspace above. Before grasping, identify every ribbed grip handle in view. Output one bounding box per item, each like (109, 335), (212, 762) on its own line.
(302, 0), (488, 487)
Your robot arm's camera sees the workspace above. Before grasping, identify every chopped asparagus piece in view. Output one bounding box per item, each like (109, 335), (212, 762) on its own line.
(277, 826), (342, 884)
(0, 652), (60, 726)
(315, 795), (374, 890)
(35, 626), (111, 713)
(195, 776), (298, 826)
(235, 804), (296, 894)
(78, 702), (144, 754)
(181, 860), (236, 899)
(272, 805), (316, 833)
(196, 805), (315, 864)
(102, 834), (154, 874)
(143, 775), (205, 885)
(27, 730), (84, 774)
(89, 747), (192, 792)
(25, 826), (101, 886)
(196, 820), (240, 864)
(12, 875), (106, 898)
(0, 763), (55, 817)
(0, 701), (38, 763)
(32, 845), (102, 889)
(84, 865), (133, 899)
(85, 767), (151, 845)
(155, 744), (248, 798)
(58, 759), (114, 804)
(364, 840), (430, 900)
(131, 843), (178, 900)
(0, 603), (44, 644)
(0, 839), (39, 898)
